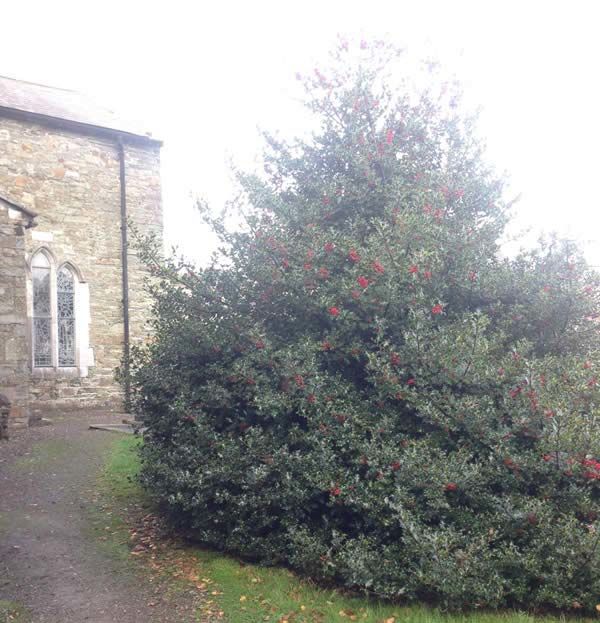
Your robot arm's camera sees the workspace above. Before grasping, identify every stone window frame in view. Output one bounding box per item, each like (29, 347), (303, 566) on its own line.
(27, 247), (91, 378)
(31, 249), (53, 367)
(57, 264), (76, 366)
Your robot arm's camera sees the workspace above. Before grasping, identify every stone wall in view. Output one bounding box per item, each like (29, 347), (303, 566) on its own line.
(124, 143), (163, 346)
(0, 116), (162, 412)
(0, 202), (30, 427)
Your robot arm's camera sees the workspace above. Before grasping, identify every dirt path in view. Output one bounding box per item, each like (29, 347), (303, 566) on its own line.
(0, 411), (200, 623)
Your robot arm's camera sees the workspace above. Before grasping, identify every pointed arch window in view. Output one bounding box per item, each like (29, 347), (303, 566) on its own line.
(32, 251), (52, 367)
(57, 266), (76, 366)
(30, 252), (88, 372)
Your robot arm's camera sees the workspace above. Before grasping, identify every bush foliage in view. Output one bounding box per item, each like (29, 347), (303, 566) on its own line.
(129, 41), (600, 611)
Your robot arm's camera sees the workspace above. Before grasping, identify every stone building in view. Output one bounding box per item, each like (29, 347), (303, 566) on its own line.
(0, 75), (162, 427)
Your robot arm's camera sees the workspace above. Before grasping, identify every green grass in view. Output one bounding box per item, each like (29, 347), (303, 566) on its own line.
(86, 436), (145, 566)
(100, 435), (143, 502)
(190, 550), (568, 623)
(102, 436), (593, 623)
(0, 600), (31, 623)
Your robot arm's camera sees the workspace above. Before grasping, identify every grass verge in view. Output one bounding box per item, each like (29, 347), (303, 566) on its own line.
(87, 435), (145, 567)
(0, 600), (31, 623)
(102, 436), (593, 623)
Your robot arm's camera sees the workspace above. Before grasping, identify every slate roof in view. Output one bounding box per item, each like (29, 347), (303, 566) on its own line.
(0, 75), (159, 144)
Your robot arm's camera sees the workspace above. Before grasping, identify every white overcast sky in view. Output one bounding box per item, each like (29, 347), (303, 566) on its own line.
(2, 0), (599, 265)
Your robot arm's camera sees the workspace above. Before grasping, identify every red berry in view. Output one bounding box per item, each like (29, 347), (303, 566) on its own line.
(372, 260), (385, 274)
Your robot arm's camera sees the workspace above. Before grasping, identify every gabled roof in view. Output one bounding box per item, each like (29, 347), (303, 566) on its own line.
(0, 193), (38, 227)
(0, 75), (161, 145)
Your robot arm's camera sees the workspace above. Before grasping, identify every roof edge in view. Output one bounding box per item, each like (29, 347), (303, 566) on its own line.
(0, 74), (78, 94)
(0, 105), (163, 147)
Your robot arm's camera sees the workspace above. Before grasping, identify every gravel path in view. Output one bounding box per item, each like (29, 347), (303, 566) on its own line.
(0, 410), (199, 623)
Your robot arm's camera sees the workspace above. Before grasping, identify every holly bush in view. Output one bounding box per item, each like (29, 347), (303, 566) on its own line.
(129, 41), (600, 611)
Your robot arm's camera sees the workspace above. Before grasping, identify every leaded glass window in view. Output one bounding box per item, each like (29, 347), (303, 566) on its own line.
(57, 266), (76, 366)
(32, 252), (52, 367)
